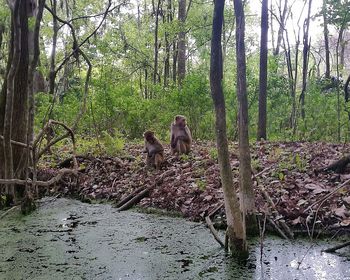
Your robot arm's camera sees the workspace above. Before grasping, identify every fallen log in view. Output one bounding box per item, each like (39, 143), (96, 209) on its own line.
(116, 169), (176, 211)
(115, 186), (146, 208)
(322, 241), (350, 253)
(117, 188), (150, 211)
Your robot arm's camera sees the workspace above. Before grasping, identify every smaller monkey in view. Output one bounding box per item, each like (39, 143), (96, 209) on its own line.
(143, 130), (164, 170)
(170, 115), (192, 155)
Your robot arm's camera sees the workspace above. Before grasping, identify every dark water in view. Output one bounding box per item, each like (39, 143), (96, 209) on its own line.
(0, 198), (349, 280)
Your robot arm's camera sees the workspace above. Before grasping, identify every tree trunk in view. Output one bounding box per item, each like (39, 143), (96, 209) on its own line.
(153, 0), (162, 85)
(2, 0), (21, 199)
(210, 0), (247, 258)
(274, 0), (287, 56)
(49, 0), (58, 97)
(300, 0), (312, 120)
(233, 0), (257, 234)
(257, 0), (268, 140)
(163, 0), (171, 87)
(322, 0), (330, 78)
(177, 0), (186, 85)
(1, 0), (43, 202)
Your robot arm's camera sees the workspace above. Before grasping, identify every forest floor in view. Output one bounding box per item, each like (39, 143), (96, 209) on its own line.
(38, 141), (350, 237)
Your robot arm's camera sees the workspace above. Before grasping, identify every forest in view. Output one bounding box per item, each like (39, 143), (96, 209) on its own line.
(0, 0), (350, 279)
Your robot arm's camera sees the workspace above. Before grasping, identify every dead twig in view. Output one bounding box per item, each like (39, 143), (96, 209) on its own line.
(305, 178), (350, 212)
(266, 216), (289, 239)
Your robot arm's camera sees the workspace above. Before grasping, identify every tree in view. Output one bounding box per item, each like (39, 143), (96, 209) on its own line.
(233, 0), (257, 233)
(273, 0), (287, 56)
(322, 0), (331, 78)
(257, 0), (268, 140)
(300, 0), (313, 120)
(0, 0), (43, 203)
(177, 0), (186, 85)
(210, 0), (247, 258)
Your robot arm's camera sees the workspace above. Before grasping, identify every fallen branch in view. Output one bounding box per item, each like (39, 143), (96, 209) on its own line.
(0, 135), (33, 149)
(205, 216), (225, 248)
(322, 241), (350, 253)
(117, 188), (150, 211)
(0, 169), (77, 187)
(116, 169), (176, 211)
(267, 216), (289, 239)
(306, 178), (350, 212)
(253, 166), (272, 178)
(261, 186), (294, 239)
(0, 205), (19, 220)
(115, 186), (146, 208)
(208, 203), (224, 218)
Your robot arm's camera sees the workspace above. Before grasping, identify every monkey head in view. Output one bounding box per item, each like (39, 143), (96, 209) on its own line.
(143, 130), (155, 143)
(174, 115), (187, 127)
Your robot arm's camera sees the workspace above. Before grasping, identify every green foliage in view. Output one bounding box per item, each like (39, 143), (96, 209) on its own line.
(209, 148), (218, 160)
(101, 131), (125, 156)
(196, 179), (207, 191)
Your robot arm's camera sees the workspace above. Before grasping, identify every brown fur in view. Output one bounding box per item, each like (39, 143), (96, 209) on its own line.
(143, 130), (164, 169)
(170, 115), (192, 155)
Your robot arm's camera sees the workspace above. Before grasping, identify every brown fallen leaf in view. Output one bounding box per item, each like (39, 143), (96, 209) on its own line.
(332, 205), (349, 218)
(291, 216), (302, 225)
(305, 183), (328, 194)
(343, 196), (350, 206)
(340, 218), (350, 227)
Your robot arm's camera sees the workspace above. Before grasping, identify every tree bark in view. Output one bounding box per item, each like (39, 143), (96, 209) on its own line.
(233, 0), (257, 234)
(163, 0), (171, 87)
(1, 0), (41, 201)
(177, 0), (186, 85)
(274, 0), (287, 56)
(2, 0), (22, 199)
(210, 0), (247, 258)
(257, 0), (268, 140)
(322, 0), (330, 78)
(300, 0), (312, 120)
(153, 0), (162, 85)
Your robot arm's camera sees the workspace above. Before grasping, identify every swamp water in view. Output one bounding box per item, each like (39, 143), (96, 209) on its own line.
(0, 198), (349, 280)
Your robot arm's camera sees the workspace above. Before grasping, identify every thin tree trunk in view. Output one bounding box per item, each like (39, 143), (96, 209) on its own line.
(300, 0), (312, 120)
(177, 0), (186, 85)
(153, 0), (162, 85)
(163, 0), (171, 87)
(269, 0), (275, 53)
(322, 0), (330, 78)
(257, 0), (268, 140)
(233, 0), (257, 234)
(49, 0), (58, 97)
(274, 0), (287, 56)
(210, 0), (247, 258)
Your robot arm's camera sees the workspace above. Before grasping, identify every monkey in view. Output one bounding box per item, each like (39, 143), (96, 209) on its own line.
(170, 115), (192, 155)
(143, 130), (164, 170)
